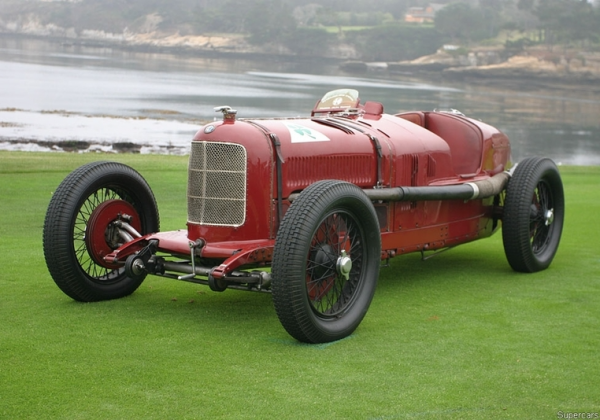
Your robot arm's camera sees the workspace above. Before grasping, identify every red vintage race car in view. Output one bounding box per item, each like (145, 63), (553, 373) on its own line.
(43, 89), (564, 344)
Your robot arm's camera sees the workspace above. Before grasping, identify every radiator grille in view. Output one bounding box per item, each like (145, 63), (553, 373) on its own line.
(187, 141), (247, 226)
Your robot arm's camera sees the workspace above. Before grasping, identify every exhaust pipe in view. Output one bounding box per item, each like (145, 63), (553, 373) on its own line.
(288, 170), (510, 202)
(363, 171), (510, 202)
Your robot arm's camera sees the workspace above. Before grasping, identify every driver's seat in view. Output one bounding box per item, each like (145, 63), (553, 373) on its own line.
(424, 112), (483, 176)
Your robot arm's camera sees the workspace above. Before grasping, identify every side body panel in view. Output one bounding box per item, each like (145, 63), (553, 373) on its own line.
(382, 112), (510, 255)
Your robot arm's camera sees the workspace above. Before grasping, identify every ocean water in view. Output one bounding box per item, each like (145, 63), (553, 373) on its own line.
(1, 37), (599, 164)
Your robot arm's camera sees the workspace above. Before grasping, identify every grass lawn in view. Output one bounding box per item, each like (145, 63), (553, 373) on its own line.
(1, 151), (599, 419)
(322, 26), (373, 33)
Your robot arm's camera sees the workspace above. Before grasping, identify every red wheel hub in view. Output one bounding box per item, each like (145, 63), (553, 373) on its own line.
(85, 199), (142, 269)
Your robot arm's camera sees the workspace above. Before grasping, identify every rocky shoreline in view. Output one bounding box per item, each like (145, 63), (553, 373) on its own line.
(342, 47), (600, 91)
(0, 30), (351, 63)
(3, 30), (600, 90)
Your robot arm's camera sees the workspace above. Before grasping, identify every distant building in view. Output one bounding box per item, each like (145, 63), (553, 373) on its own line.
(404, 4), (446, 23)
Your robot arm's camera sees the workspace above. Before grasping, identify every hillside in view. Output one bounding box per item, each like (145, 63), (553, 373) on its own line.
(2, 0), (600, 86)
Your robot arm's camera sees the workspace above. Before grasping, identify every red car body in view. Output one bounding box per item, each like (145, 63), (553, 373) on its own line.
(108, 91), (510, 269)
(44, 89), (563, 343)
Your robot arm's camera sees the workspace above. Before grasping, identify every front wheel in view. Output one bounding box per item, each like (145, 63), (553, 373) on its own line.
(502, 157), (564, 272)
(272, 180), (381, 343)
(43, 161), (160, 301)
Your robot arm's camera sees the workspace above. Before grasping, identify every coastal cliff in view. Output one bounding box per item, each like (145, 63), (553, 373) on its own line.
(2, 14), (600, 87)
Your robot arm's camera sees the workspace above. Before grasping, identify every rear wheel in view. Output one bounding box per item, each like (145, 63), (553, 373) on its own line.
(502, 157), (564, 272)
(43, 161), (160, 301)
(272, 180), (381, 343)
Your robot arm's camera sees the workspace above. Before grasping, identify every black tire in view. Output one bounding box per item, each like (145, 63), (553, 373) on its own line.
(43, 161), (160, 301)
(502, 157), (564, 272)
(272, 180), (381, 343)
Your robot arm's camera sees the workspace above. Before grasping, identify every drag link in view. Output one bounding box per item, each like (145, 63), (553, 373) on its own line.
(177, 239), (205, 280)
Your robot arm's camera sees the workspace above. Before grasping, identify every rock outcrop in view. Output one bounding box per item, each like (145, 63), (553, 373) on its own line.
(387, 48), (600, 86)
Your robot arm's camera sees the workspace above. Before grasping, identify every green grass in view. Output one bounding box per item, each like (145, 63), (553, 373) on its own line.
(322, 26), (373, 33)
(1, 151), (599, 419)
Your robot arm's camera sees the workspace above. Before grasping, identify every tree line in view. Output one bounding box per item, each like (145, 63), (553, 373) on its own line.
(435, 0), (600, 47)
(2, 0), (600, 60)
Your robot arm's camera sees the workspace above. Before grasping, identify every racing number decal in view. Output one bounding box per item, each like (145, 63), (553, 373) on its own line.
(283, 122), (330, 143)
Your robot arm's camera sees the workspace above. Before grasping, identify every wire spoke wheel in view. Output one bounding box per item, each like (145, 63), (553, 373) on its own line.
(272, 180), (381, 344)
(502, 157), (564, 272)
(43, 162), (159, 301)
(529, 180), (554, 254)
(306, 211), (364, 317)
